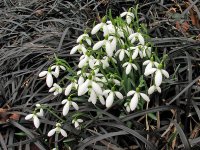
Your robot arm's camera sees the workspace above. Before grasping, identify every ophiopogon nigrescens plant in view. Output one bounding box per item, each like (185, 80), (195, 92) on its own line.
(25, 7), (169, 149)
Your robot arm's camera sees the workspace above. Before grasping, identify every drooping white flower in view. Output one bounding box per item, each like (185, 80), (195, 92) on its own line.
(51, 65), (66, 78)
(122, 62), (138, 74)
(91, 22), (109, 37)
(129, 33), (145, 45)
(88, 89), (105, 105)
(115, 49), (130, 61)
(72, 118), (83, 129)
(39, 70), (57, 87)
(78, 54), (95, 69)
(124, 102), (131, 113)
(148, 85), (161, 95)
(47, 123), (67, 137)
(77, 33), (91, 45)
(127, 89), (150, 111)
(78, 78), (103, 96)
(65, 80), (78, 96)
(49, 83), (62, 95)
(120, 12), (135, 24)
(93, 40), (113, 57)
(144, 64), (169, 87)
(70, 44), (87, 54)
(103, 89), (123, 108)
(25, 108), (43, 128)
(61, 99), (79, 116)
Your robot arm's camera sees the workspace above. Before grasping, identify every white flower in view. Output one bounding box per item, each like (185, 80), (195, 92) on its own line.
(61, 99), (79, 116)
(77, 33), (91, 45)
(78, 78), (103, 96)
(25, 109), (43, 128)
(78, 54), (95, 69)
(120, 12), (134, 24)
(39, 70), (57, 87)
(35, 104), (44, 117)
(70, 44), (87, 54)
(103, 89), (123, 108)
(143, 59), (159, 74)
(115, 49), (130, 61)
(49, 83), (62, 95)
(124, 102), (131, 113)
(51, 65), (66, 78)
(88, 89), (105, 105)
(93, 40), (113, 57)
(91, 22), (109, 37)
(122, 62), (138, 74)
(65, 80), (78, 96)
(129, 33), (145, 45)
(72, 119), (83, 129)
(144, 65), (169, 87)
(127, 89), (150, 111)
(148, 85), (161, 95)
(48, 123), (67, 137)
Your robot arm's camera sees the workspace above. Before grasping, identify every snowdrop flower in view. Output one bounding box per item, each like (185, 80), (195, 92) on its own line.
(65, 80), (78, 96)
(130, 46), (143, 59)
(127, 88), (150, 111)
(91, 19), (109, 37)
(51, 65), (66, 78)
(148, 85), (161, 95)
(93, 39), (113, 57)
(48, 123), (67, 137)
(143, 58), (159, 74)
(78, 76), (103, 96)
(129, 33), (145, 45)
(115, 48), (130, 61)
(103, 89), (123, 108)
(122, 62), (138, 74)
(124, 102), (131, 113)
(88, 89), (105, 105)
(78, 54), (95, 69)
(70, 44), (87, 54)
(25, 109), (43, 128)
(144, 64), (169, 86)
(72, 118), (83, 129)
(49, 83), (62, 95)
(77, 33), (91, 45)
(120, 12), (134, 24)
(61, 99), (79, 116)
(39, 70), (57, 87)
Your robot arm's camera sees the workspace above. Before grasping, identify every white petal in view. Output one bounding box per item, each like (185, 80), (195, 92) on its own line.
(110, 37), (117, 51)
(65, 84), (72, 96)
(55, 66), (60, 77)
(130, 93), (139, 111)
(119, 50), (125, 61)
(72, 102), (79, 110)
(115, 91), (123, 99)
(77, 119), (83, 123)
(103, 24), (109, 37)
(33, 116), (40, 128)
(127, 90), (135, 96)
(60, 129), (67, 137)
(132, 48), (139, 59)
(89, 90), (97, 105)
(140, 93), (150, 102)
(78, 80), (89, 96)
(86, 38), (91, 45)
(126, 64), (132, 74)
(51, 71), (58, 78)
(161, 69), (169, 78)
(92, 81), (102, 95)
(77, 34), (84, 43)
(155, 70), (162, 86)
(78, 57), (88, 68)
(39, 71), (47, 77)
(138, 34), (145, 45)
(61, 99), (68, 104)
(46, 72), (53, 87)
(132, 64), (138, 70)
(48, 129), (56, 137)
(105, 41), (113, 57)
(80, 45), (87, 53)
(70, 45), (79, 54)
(143, 60), (150, 66)
(144, 68), (156, 76)
(120, 12), (128, 17)
(127, 12), (134, 18)
(63, 102), (70, 116)
(49, 87), (56, 92)
(126, 16), (132, 24)
(78, 76), (84, 85)
(103, 89), (111, 96)
(99, 95), (105, 105)
(25, 114), (33, 120)
(93, 40), (105, 50)
(148, 86), (156, 95)
(122, 62), (128, 67)
(74, 121), (79, 128)
(37, 109), (44, 117)
(156, 86), (161, 93)
(106, 92), (114, 108)
(91, 23), (103, 35)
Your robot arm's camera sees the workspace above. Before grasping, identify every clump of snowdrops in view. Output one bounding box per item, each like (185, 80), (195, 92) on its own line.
(25, 8), (169, 149)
